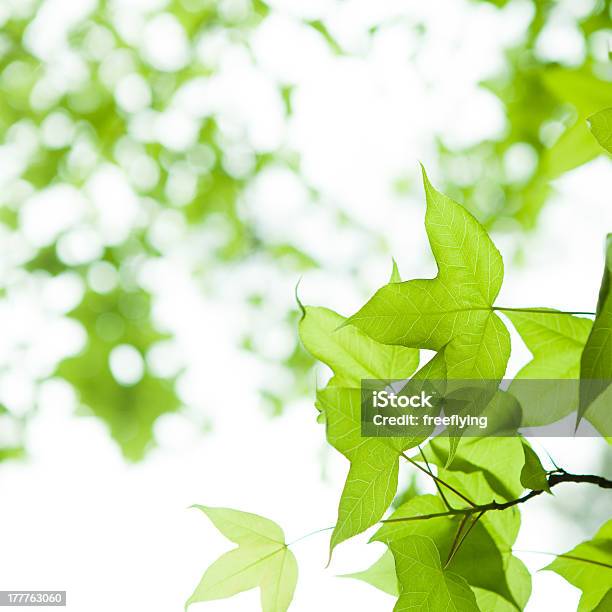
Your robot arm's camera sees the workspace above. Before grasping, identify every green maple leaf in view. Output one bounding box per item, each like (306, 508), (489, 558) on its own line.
(373, 492), (521, 609)
(579, 234), (612, 427)
(340, 549), (399, 596)
(316, 386), (406, 557)
(346, 166), (510, 381)
(441, 472), (532, 612)
(519, 442), (550, 493)
(298, 170), (517, 558)
(372, 469), (531, 609)
(545, 519), (612, 612)
(507, 310), (591, 379)
(588, 108), (612, 154)
(372, 494), (453, 545)
(506, 309), (591, 427)
(298, 306), (419, 388)
(471, 557), (531, 612)
(438, 470), (522, 554)
(186, 506), (298, 612)
(344, 547), (530, 611)
(424, 436), (525, 501)
(316, 353), (447, 556)
(391, 534), (479, 612)
(593, 590), (612, 611)
(345, 551), (530, 612)
(300, 304), (442, 556)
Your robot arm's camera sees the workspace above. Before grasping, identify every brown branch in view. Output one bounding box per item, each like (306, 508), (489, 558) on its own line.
(548, 470), (612, 489)
(382, 471), (612, 525)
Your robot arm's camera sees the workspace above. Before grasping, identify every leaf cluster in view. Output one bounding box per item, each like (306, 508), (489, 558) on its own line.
(189, 166), (612, 610)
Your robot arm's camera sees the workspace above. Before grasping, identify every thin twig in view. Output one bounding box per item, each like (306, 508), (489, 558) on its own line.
(287, 526), (334, 547)
(544, 449), (561, 472)
(418, 446), (453, 511)
(285, 472), (612, 554)
(445, 510), (485, 568)
(513, 549), (612, 570)
(401, 452), (476, 507)
(494, 306), (595, 316)
(444, 514), (470, 568)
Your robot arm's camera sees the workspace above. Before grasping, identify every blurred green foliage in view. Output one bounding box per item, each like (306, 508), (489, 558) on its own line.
(0, 0), (610, 461)
(57, 287), (178, 461)
(440, 0), (612, 229)
(0, 0), (319, 460)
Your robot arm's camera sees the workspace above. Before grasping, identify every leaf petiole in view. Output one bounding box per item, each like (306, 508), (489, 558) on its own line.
(494, 306), (595, 316)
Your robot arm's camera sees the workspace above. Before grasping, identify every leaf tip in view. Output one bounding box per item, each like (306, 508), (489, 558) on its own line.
(418, 163), (440, 204)
(389, 258), (401, 283)
(418, 161), (429, 185)
(295, 277), (306, 320)
(326, 536), (338, 569)
(574, 412), (583, 434)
